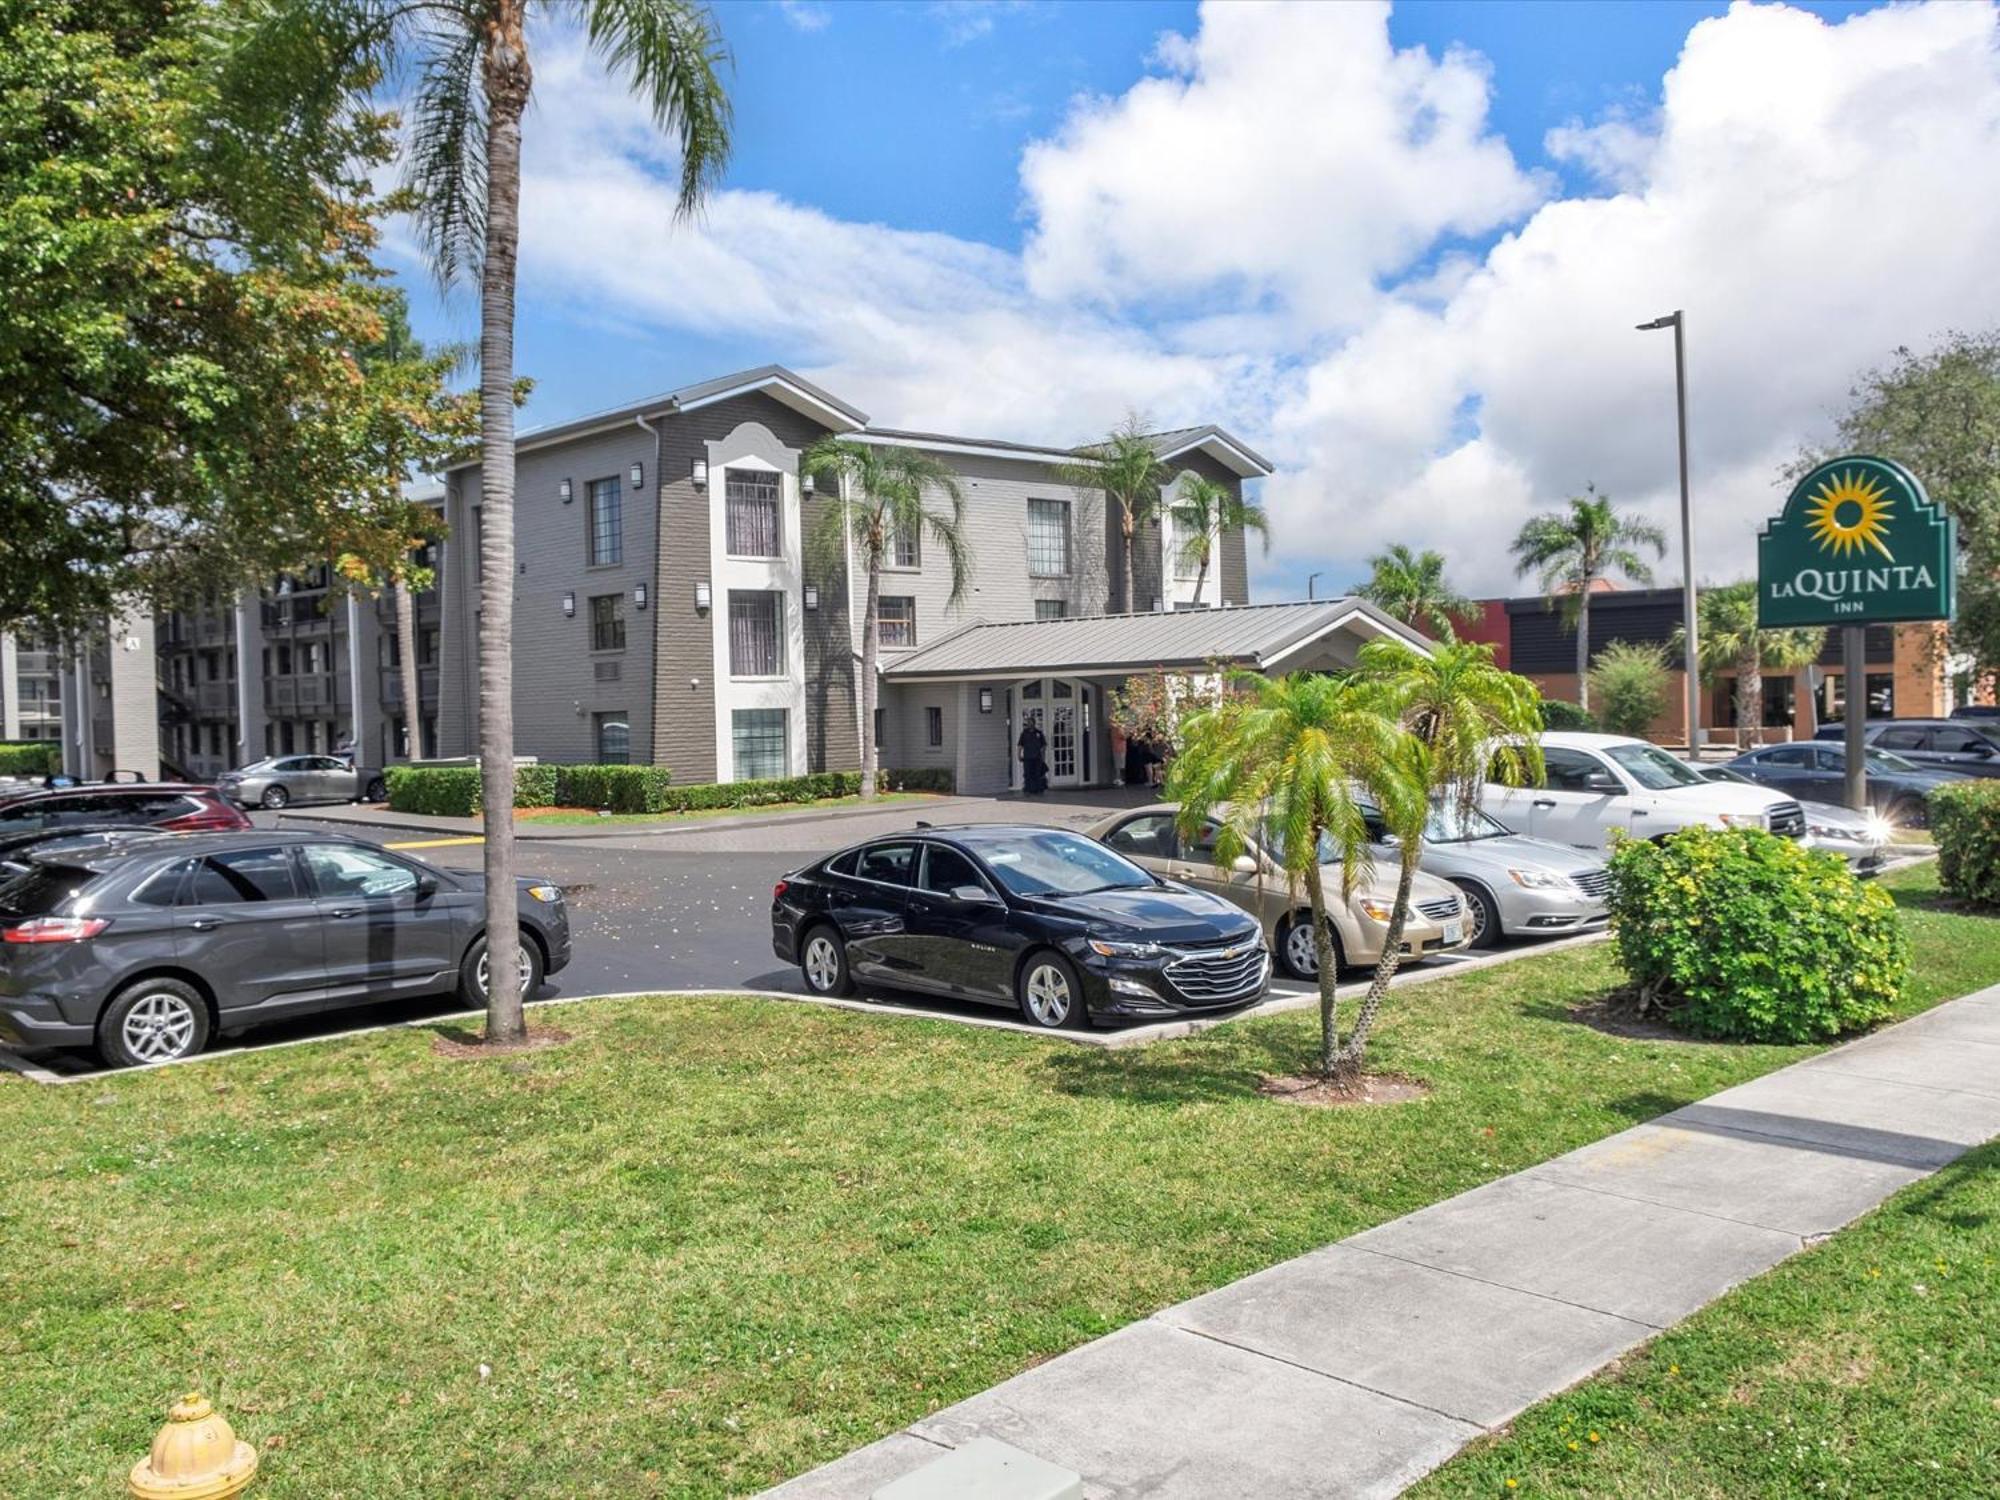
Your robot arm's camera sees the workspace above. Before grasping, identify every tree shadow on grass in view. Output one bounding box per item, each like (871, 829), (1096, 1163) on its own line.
(1040, 1029), (1323, 1107)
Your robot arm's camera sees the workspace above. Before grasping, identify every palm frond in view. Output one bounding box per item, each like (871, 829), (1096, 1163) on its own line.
(405, 21), (486, 288)
(583, 0), (734, 219)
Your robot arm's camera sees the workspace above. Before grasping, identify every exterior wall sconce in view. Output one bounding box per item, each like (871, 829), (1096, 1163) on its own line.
(802, 471), (816, 497)
(561, 591), (575, 617)
(629, 461), (644, 489)
(559, 478), (573, 504)
(979, 687), (994, 714)
(691, 458), (708, 488)
(804, 584), (819, 611)
(634, 582), (648, 610)
(694, 580), (712, 611)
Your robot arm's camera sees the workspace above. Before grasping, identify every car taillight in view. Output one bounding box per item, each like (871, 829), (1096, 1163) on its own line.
(773, 879), (789, 902)
(4, 916), (109, 944)
(163, 805), (250, 831)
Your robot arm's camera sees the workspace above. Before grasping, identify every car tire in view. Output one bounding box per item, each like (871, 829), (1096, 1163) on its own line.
(1887, 796), (1925, 829)
(363, 776), (387, 803)
(260, 784), (289, 810)
(1456, 882), (1502, 949)
(1279, 913), (1347, 980)
(458, 932), (544, 1008)
(1017, 950), (1088, 1029)
(798, 923), (854, 997)
(98, 978), (211, 1068)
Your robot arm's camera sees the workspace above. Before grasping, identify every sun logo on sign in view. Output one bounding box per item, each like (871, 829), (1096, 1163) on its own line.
(1805, 469), (1896, 560)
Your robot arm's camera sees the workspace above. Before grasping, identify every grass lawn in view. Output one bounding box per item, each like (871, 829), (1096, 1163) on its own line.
(511, 791), (942, 826)
(3, 864), (1993, 1497)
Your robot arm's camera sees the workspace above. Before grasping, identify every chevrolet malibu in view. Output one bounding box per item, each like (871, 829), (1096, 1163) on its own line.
(0, 829), (569, 1066)
(771, 825), (1269, 1029)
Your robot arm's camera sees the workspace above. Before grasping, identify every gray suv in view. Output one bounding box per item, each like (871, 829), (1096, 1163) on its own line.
(0, 829), (569, 1066)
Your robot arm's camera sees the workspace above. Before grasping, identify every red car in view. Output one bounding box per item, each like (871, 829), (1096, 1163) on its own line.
(0, 783), (251, 835)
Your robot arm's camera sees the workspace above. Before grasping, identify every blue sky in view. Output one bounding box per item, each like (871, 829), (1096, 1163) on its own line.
(390, 0), (1992, 601)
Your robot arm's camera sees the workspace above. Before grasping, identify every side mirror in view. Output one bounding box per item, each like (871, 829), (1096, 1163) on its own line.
(414, 872), (439, 900)
(1231, 854), (1258, 875)
(1584, 773), (1621, 794)
(951, 884), (998, 905)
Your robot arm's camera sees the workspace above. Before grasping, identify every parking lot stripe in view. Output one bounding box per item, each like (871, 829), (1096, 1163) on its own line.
(383, 836), (486, 850)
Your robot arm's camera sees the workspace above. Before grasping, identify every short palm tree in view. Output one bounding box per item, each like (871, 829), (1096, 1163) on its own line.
(1168, 672), (1396, 1080)
(1674, 581), (1826, 747)
(1510, 486), (1666, 712)
(802, 439), (970, 800)
(276, 0), (732, 1044)
(1061, 415), (1168, 614)
(1355, 544), (1475, 638)
(1167, 472), (1269, 602)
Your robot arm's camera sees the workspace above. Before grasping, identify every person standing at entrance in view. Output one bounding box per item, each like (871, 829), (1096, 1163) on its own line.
(1018, 720), (1049, 796)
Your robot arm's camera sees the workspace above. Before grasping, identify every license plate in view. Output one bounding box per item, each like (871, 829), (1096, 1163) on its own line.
(1442, 920), (1463, 945)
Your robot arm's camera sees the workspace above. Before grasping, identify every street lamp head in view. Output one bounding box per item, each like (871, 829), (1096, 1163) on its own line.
(1636, 312), (1680, 331)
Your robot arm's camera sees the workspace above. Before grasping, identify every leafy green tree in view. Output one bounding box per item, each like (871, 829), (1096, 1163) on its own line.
(1354, 543), (1476, 638)
(802, 440), (970, 799)
(0, 0), (473, 636)
(1802, 333), (2000, 677)
(1589, 641), (1671, 737)
(1062, 416), (1169, 614)
(1166, 472), (1268, 602)
(265, 0), (732, 1044)
(1672, 581), (1825, 748)
(1510, 487), (1667, 711)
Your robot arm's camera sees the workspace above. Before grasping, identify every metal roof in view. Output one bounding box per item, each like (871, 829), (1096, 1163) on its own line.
(881, 598), (1429, 682)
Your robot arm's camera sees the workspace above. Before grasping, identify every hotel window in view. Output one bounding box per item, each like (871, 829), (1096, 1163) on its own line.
(1027, 498), (1069, 577)
(725, 469), (781, 557)
(1171, 515), (1205, 580)
(590, 593), (626, 652)
(593, 711), (630, 765)
(733, 708), (788, 781)
(926, 706), (943, 747)
(587, 476), (623, 566)
(889, 523), (919, 569)
(420, 628), (439, 666)
(1035, 599), (1068, 621)
(728, 591), (784, 676)
(878, 596), (917, 648)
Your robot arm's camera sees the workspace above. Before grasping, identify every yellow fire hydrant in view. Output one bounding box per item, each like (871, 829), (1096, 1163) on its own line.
(128, 1392), (258, 1499)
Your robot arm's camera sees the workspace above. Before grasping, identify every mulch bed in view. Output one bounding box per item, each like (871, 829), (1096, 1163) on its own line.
(431, 1026), (573, 1060)
(1256, 1071), (1432, 1107)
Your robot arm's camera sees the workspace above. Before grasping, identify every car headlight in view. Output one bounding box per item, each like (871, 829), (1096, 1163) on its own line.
(1716, 812), (1767, 829)
(1088, 937), (1163, 959)
(1357, 899), (1395, 922)
(526, 884), (563, 904)
(1507, 867), (1573, 891)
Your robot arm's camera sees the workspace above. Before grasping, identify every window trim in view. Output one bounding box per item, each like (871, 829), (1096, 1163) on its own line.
(877, 595), (918, 651)
(589, 592), (627, 654)
(925, 705), (944, 748)
(726, 590), (787, 680)
(586, 475), (624, 568)
(1027, 497), (1072, 579)
(730, 706), (790, 781)
(722, 467), (784, 561)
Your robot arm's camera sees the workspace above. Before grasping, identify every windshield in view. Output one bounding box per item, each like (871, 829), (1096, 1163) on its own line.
(979, 831), (1153, 897)
(1821, 747), (1922, 774)
(1604, 743), (1708, 791)
(1704, 766), (1754, 785)
(1422, 803), (1510, 843)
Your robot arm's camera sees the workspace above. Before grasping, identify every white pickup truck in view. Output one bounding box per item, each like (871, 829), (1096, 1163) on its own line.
(1482, 731), (1807, 852)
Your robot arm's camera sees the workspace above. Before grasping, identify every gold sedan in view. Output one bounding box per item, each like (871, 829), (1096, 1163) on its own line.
(1086, 802), (1473, 980)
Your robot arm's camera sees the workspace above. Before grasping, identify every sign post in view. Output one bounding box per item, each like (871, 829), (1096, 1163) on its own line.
(1757, 456), (1954, 814)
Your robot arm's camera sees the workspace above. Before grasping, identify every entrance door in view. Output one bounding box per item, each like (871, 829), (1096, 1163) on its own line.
(1048, 681), (1078, 786)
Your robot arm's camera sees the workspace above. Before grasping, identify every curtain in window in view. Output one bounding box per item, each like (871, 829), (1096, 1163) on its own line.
(726, 471), (781, 557)
(728, 592), (782, 675)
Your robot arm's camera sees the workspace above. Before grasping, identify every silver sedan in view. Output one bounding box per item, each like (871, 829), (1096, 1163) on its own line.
(217, 755), (387, 810)
(1373, 803), (1610, 948)
(1692, 764), (1889, 871)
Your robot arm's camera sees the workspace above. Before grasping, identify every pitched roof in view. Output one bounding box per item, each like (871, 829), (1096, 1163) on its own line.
(881, 598), (1429, 682)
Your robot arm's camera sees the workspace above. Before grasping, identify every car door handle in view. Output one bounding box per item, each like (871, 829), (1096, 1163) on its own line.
(185, 916), (221, 932)
(330, 906), (363, 919)
(1532, 799), (1557, 809)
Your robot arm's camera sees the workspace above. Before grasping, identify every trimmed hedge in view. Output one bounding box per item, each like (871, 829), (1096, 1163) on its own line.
(0, 741), (59, 777)
(1538, 699), (1595, 732)
(1931, 779), (2000, 906)
(386, 763), (954, 817)
(1607, 824), (1906, 1042)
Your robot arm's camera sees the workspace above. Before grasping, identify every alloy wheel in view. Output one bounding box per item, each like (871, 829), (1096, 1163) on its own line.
(803, 934), (841, 992)
(476, 946), (533, 999)
(121, 992), (198, 1063)
(1024, 962), (1073, 1026)
(1284, 920), (1320, 979)
(1463, 891), (1489, 945)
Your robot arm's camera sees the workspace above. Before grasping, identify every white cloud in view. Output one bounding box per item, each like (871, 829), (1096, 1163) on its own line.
(403, 1), (2000, 603)
(776, 1), (832, 34)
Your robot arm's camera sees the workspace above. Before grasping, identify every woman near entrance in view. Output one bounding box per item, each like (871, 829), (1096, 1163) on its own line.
(1018, 719), (1049, 795)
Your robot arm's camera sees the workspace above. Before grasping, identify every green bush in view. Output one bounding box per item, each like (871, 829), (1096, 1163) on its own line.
(0, 741), (59, 777)
(884, 767), (955, 794)
(514, 763), (560, 809)
(1931, 780), (2000, 906)
(1538, 699), (1596, 732)
(386, 765), (482, 817)
(554, 764), (677, 813)
(1588, 640), (1671, 738)
(1606, 825), (1906, 1042)
(386, 762), (953, 817)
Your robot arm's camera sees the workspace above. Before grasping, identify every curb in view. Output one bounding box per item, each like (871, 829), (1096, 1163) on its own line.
(277, 793), (988, 844)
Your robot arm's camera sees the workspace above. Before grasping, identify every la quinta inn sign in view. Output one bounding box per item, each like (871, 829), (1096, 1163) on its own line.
(1758, 455), (1954, 628)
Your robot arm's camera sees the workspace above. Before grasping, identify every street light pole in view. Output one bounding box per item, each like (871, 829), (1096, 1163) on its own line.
(1639, 310), (1701, 752)
(1307, 572), (1323, 601)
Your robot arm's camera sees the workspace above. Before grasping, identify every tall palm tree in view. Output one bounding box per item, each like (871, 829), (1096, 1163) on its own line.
(801, 440), (970, 800)
(1673, 581), (1826, 748)
(1061, 415), (1168, 614)
(282, 0), (732, 1044)
(1167, 472), (1269, 603)
(1510, 486), (1667, 712)
(1168, 672), (1396, 1080)
(1354, 544), (1475, 638)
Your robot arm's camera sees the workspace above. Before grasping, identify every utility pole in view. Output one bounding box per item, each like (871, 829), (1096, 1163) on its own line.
(1638, 310), (1701, 752)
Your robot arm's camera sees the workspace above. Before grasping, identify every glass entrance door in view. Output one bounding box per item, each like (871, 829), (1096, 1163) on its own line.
(1015, 678), (1081, 788)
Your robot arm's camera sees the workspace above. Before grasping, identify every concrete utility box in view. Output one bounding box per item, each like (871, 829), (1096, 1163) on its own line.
(871, 1437), (1083, 1500)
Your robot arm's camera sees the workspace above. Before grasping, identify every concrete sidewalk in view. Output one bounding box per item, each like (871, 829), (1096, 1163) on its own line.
(765, 982), (2000, 1499)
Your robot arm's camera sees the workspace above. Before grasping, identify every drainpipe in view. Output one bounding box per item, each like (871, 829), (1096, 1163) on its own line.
(635, 409), (668, 766)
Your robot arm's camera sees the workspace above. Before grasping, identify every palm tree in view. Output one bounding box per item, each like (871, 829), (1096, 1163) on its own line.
(1061, 415), (1168, 614)
(1673, 581), (1826, 748)
(1167, 472), (1269, 603)
(801, 440), (970, 800)
(283, 0), (732, 1044)
(1510, 486), (1667, 712)
(1169, 672), (1396, 1080)
(1345, 637), (1542, 1068)
(1354, 544), (1475, 638)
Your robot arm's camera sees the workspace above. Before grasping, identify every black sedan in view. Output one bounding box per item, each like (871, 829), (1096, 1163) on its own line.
(771, 825), (1270, 1029)
(1725, 742), (1965, 825)
(0, 829), (570, 1066)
